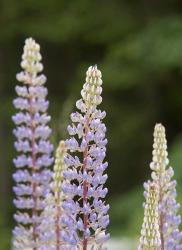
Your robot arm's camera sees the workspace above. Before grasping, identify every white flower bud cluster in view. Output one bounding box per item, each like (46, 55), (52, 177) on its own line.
(149, 124), (174, 199)
(16, 37), (46, 85)
(150, 124), (169, 174)
(138, 184), (161, 250)
(81, 65), (103, 109)
(51, 140), (67, 199)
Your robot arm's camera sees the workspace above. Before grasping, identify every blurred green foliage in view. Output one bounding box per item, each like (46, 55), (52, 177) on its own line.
(1, 0), (182, 249)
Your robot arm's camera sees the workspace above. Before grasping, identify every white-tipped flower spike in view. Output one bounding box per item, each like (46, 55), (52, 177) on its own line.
(12, 38), (54, 250)
(62, 66), (109, 249)
(144, 124), (182, 250)
(39, 141), (69, 250)
(52, 141), (67, 200)
(138, 183), (161, 250)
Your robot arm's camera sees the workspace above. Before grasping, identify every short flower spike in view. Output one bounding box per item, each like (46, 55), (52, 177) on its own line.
(138, 183), (161, 250)
(39, 141), (68, 250)
(143, 124), (182, 249)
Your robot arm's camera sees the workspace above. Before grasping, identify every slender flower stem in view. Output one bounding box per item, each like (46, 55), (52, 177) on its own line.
(30, 116), (38, 249)
(159, 176), (164, 250)
(83, 181), (88, 250)
(28, 75), (38, 250)
(83, 117), (90, 250)
(160, 212), (164, 250)
(55, 194), (61, 250)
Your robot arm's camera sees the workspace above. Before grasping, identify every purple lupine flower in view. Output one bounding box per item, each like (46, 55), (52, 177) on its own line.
(144, 124), (182, 250)
(12, 38), (54, 249)
(62, 66), (110, 250)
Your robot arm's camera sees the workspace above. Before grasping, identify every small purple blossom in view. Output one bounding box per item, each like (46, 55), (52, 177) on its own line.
(12, 38), (53, 249)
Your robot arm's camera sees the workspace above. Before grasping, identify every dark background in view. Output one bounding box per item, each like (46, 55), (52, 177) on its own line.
(1, 0), (182, 248)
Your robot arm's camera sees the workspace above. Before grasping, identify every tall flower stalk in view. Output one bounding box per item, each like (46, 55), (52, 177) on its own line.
(62, 66), (110, 249)
(138, 183), (161, 250)
(143, 124), (182, 250)
(12, 38), (53, 249)
(39, 140), (67, 250)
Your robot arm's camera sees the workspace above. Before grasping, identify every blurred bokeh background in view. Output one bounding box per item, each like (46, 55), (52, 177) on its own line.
(1, 0), (182, 249)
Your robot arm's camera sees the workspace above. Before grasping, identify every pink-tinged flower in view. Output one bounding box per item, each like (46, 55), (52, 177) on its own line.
(12, 38), (53, 249)
(62, 66), (109, 249)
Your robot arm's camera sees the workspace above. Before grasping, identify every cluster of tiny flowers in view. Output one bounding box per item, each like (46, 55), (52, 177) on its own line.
(12, 38), (54, 249)
(144, 124), (182, 250)
(39, 141), (69, 250)
(138, 183), (161, 250)
(61, 66), (110, 249)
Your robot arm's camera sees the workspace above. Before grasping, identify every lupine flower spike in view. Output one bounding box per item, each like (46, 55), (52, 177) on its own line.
(62, 66), (110, 249)
(138, 183), (161, 250)
(12, 38), (54, 249)
(39, 140), (68, 250)
(144, 124), (182, 250)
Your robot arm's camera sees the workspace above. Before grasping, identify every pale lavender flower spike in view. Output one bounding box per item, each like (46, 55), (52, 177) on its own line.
(12, 38), (54, 249)
(39, 140), (70, 250)
(62, 65), (110, 249)
(143, 124), (182, 250)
